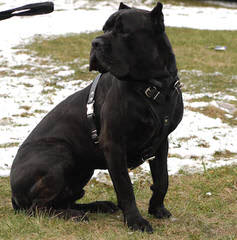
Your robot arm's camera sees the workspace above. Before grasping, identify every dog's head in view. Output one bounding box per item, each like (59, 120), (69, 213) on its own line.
(89, 2), (175, 81)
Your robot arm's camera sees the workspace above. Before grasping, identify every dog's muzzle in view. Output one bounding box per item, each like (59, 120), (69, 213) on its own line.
(89, 37), (110, 73)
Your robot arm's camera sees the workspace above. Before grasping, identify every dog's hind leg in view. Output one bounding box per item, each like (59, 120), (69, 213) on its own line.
(148, 138), (172, 219)
(10, 144), (90, 221)
(11, 169), (88, 221)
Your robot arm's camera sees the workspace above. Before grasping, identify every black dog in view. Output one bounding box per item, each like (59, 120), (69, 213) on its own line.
(10, 2), (183, 233)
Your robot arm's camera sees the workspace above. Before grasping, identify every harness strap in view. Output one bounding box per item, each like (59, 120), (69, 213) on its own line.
(87, 74), (102, 144)
(138, 76), (182, 165)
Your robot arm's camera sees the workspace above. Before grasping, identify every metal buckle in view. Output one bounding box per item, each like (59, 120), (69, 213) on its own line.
(174, 80), (183, 89)
(174, 80), (183, 95)
(145, 87), (160, 100)
(87, 102), (94, 117)
(164, 116), (169, 126)
(91, 129), (99, 144)
(174, 81), (180, 88)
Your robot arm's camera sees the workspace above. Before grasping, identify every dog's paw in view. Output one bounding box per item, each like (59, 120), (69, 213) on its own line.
(91, 201), (119, 213)
(148, 206), (172, 219)
(126, 216), (153, 233)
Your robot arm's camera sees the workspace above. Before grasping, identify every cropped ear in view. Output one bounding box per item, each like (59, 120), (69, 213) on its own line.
(150, 2), (165, 32)
(119, 2), (131, 10)
(150, 2), (163, 19)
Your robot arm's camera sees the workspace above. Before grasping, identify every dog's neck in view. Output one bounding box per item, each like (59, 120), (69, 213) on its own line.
(116, 73), (178, 91)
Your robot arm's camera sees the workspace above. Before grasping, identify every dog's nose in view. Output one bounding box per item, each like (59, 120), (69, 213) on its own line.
(92, 38), (104, 48)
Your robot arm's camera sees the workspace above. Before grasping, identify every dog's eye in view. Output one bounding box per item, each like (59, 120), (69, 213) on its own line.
(116, 25), (131, 39)
(114, 18), (126, 34)
(116, 23), (123, 33)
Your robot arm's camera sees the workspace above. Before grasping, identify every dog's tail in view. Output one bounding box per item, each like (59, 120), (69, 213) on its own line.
(11, 197), (21, 211)
(0, 2), (54, 21)
(11, 195), (32, 212)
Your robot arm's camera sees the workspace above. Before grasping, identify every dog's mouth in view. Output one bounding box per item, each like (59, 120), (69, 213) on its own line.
(89, 49), (109, 74)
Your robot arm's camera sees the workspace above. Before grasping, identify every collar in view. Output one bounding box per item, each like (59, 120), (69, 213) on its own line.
(143, 75), (182, 102)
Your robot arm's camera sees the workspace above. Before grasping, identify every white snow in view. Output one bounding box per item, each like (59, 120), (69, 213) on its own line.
(0, 0), (236, 178)
(164, 4), (237, 30)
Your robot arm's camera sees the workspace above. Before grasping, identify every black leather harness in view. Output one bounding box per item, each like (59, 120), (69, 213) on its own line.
(130, 76), (182, 169)
(86, 74), (182, 168)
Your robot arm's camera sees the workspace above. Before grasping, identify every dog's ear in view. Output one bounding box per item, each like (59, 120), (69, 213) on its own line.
(119, 2), (131, 10)
(151, 2), (163, 17)
(150, 2), (165, 32)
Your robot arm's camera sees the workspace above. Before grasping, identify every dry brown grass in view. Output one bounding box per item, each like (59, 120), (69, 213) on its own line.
(187, 105), (237, 126)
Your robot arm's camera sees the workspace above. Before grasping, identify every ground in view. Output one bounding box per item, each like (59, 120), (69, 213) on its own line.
(0, 0), (236, 177)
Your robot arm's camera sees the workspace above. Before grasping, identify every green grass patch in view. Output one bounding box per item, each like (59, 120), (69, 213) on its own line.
(0, 165), (236, 239)
(166, 28), (237, 75)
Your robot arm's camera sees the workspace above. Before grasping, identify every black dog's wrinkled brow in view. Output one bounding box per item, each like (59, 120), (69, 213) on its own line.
(103, 12), (119, 32)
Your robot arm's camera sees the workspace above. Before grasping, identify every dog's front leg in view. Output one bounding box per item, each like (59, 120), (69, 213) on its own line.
(104, 144), (153, 233)
(148, 138), (172, 219)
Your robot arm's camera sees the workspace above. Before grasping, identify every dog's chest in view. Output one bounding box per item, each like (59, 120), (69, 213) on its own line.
(125, 89), (183, 167)
(125, 99), (160, 151)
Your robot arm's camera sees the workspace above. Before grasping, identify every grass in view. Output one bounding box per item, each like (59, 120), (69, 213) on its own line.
(0, 165), (236, 240)
(0, 142), (19, 148)
(12, 112), (35, 118)
(213, 150), (237, 160)
(187, 105), (237, 126)
(166, 28), (237, 75)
